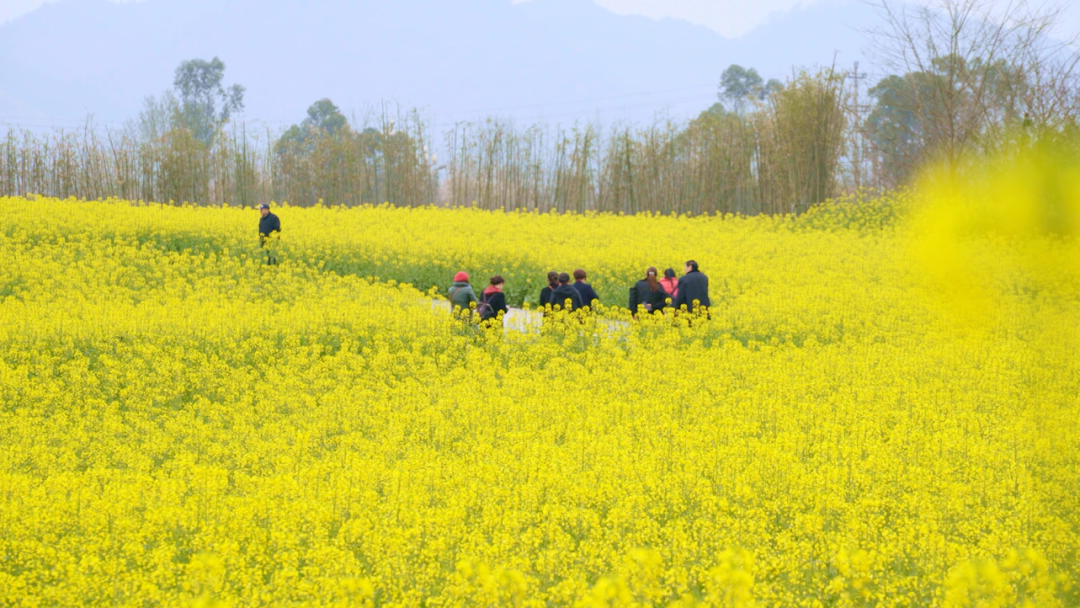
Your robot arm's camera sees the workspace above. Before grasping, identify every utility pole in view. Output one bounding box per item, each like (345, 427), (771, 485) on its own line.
(851, 61), (867, 110)
(848, 61), (869, 190)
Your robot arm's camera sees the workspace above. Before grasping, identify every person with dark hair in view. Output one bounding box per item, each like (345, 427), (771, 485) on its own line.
(478, 276), (509, 323)
(629, 266), (668, 315)
(660, 268), (679, 300)
(538, 271), (559, 309)
(258, 203), (281, 264)
(673, 260), (710, 312)
(549, 272), (583, 311)
(258, 203), (281, 245)
(571, 268), (600, 308)
(447, 271), (478, 313)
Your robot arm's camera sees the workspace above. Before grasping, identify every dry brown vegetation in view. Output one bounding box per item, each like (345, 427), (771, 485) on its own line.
(0, 70), (851, 215)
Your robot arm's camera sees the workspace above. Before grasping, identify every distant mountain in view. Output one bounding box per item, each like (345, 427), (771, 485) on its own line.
(0, 0), (878, 130)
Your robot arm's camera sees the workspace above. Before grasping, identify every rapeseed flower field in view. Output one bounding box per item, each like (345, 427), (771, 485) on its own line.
(1, 150), (1078, 606)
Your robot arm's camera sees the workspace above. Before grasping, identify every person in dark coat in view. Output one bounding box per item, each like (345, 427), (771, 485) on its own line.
(672, 260), (710, 312)
(538, 271), (559, 309)
(629, 266), (669, 316)
(571, 269), (600, 308)
(549, 272), (583, 311)
(478, 275), (509, 323)
(258, 203), (281, 265)
(258, 203), (281, 246)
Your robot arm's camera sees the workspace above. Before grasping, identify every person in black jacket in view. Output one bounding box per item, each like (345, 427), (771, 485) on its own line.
(478, 275), (509, 324)
(571, 269), (600, 308)
(258, 203), (281, 245)
(258, 203), (281, 265)
(538, 271), (559, 309)
(672, 260), (710, 312)
(629, 266), (669, 316)
(549, 272), (583, 311)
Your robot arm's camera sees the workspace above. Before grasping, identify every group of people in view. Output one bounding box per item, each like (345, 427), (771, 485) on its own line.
(447, 261), (711, 323)
(448, 272), (510, 322)
(257, 205), (711, 321)
(627, 261), (710, 315)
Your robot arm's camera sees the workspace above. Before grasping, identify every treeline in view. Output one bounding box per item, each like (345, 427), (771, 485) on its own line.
(2, 0), (1078, 215)
(0, 71), (845, 215)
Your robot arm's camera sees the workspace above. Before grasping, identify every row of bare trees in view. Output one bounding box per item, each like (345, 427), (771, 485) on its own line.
(0, 70), (846, 215)
(440, 69), (846, 215)
(0, 109), (435, 209)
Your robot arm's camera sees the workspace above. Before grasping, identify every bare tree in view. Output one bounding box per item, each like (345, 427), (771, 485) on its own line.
(865, 0), (1080, 184)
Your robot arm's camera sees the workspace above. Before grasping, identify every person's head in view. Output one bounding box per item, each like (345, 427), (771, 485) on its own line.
(546, 271), (559, 288)
(663, 268), (676, 280)
(558, 272), (571, 285)
(453, 271), (469, 282)
(259, 203), (270, 217)
(645, 266), (660, 291)
(573, 269), (586, 282)
(685, 260), (698, 273)
(489, 275), (505, 291)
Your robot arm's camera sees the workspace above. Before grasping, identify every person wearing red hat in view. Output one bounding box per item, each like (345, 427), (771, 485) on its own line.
(447, 271), (478, 314)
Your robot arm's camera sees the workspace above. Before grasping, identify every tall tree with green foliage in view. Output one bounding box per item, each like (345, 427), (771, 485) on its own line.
(174, 57), (245, 145)
(276, 99), (349, 153)
(719, 65), (783, 114)
(867, 55), (1037, 186)
(304, 99), (348, 135)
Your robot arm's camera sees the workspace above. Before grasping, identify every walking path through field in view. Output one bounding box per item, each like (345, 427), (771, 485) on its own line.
(429, 299), (544, 333)
(429, 299), (629, 334)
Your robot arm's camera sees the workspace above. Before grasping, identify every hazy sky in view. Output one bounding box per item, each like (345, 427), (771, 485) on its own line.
(595, 0), (1078, 39)
(4, 0), (1079, 39)
(592, 0), (845, 37)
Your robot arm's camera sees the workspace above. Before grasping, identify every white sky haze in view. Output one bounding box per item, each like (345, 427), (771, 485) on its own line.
(1, 0), (1077, 128)
(591, 0), (840, 37)
(5, 0), (1079, 38)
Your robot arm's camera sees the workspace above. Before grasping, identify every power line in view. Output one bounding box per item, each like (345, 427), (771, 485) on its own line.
(0, 115), (128, 126)
(431, 83), (718, 118)
(1, 83), (722, 130)
(1, 89), (721, 134)
(431, 94), (719, 129)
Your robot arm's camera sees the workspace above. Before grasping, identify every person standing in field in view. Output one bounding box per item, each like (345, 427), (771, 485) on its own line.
(538, 271), (559, 309)
(673, 260), (710, 312)
(258, 203), (280, 244)
(549, 272), (583, 311)
(258, 203), (281, 265)
(629, 266), (668, 316)
(660, 268), (679, 301)
(448, 271), (478, 315)
(571, 269), (600, 308)
(478, 276), (509, 324)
